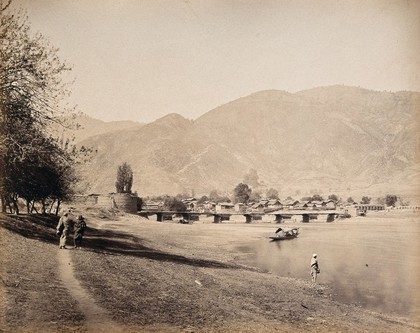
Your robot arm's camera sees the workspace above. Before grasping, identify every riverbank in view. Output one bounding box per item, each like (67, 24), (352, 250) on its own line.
(0, 210), (418, 332)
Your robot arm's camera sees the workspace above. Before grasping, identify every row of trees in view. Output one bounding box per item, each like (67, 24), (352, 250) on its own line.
(232, 183), (404, 207)
(155, 183), (405, 208)
(343, 195), (403, 207)
(0, 3), (87, 214)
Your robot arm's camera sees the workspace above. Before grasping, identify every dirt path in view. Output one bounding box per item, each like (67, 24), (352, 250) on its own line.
(57, 249), (123, 333)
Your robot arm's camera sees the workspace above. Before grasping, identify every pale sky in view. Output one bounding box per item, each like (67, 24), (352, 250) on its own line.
(13, 0), (420, 123)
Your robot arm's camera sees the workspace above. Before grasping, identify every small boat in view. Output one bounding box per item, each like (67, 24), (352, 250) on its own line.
(269, 234), (298, 241)
(269, 227), (299, 241)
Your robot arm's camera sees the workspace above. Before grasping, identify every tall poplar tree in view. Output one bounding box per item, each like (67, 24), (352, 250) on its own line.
(115, 162), (133, 193)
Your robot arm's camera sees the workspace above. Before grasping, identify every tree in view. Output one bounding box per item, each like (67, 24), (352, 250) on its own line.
(347, 197), (354, 204)
(115, 162), (133, 193)
(398, 196), (410, 206)
(243, 169), (260, 188)
(208, 190), (230, 203)
(361, 196), (371, 204)
(197, 195), (209, 204)
(328, 194), (339, 202)
(0, 6), (80, 213)
(209, 190), (219, 202)
(266, 188), (279, 199)
(132, 191), (143, 211)
(249, 191), (261, 203)
(163, 197), (186, 212)
(376, 197), (385, 205)
(10, 148), (75, 214)
(311, 194), (323, 201)
(136, 197), (143, 211)
(385, 194), (398, 207)
(233, 183), (251, 204)
(175, 192), (189, 200)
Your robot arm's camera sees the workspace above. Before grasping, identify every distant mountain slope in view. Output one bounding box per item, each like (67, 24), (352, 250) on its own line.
(52, 113), (144, 144)
(76, 86), (420, 198)
(74, 114), (143, 143)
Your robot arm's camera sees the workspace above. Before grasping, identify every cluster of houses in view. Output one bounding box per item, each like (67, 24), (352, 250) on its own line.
(142, 197), (338, 213)
(71, 193), (420, 216)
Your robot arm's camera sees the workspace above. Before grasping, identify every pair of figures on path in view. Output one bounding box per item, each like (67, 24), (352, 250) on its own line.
(56, 211), (86, 249)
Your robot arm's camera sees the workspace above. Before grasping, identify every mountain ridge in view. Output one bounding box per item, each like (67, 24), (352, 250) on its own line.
(74, 86), (420, 200)
(53, 113), (144, 144)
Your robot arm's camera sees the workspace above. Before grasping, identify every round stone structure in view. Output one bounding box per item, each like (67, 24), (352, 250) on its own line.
(96, 193), (138, 214)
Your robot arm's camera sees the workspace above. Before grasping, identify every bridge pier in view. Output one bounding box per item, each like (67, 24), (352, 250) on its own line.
(190, 213), (200, 222)
(274, 214), (283, 223)
(213, 215), (222, 223)
(181, 213), (190, 222)
(221, 215), (230, 222)
(302, 214), (310, 223)
(327, 213), (335, 222)
(213, 214), (231, 223)
(244, 214), (253, 223)
(156, 212), (163, 222)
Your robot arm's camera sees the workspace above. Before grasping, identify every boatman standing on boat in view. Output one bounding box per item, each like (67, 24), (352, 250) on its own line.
(310, 254), (320, 282)
(275, 227), (285, 236)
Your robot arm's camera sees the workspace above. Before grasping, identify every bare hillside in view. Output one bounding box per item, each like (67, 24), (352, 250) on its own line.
(75, 86), (420, 197)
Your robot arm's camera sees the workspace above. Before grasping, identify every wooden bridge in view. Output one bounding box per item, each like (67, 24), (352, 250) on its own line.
(139, 209), (341, 223)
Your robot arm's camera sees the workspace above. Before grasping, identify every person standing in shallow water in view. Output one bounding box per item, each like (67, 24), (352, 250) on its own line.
(310, 254), (320, 282)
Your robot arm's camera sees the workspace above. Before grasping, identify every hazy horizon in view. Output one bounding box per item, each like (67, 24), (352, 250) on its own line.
(78, 84), (420, 124)
(12, 0), (420, 123)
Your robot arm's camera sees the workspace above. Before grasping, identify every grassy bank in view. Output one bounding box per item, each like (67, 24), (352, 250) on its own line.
(0, 211), (418, 333)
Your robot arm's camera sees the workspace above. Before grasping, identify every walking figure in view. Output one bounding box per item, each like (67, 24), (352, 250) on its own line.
(310, 254), (320, 282)
(74, 215), (87, 248)
(56, 210), (74, 249)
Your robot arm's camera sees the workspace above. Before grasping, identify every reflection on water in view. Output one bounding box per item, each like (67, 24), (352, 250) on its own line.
(242, 215), (420, 318)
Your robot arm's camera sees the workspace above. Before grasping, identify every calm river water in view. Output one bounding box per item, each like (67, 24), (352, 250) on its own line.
(242, 213), (420, 318)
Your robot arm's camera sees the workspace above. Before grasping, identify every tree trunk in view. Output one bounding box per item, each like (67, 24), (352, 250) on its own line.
(31, 202), (39, 214)
(0, 194), (6, 213)
(55, 199), (61, 216)
(41, 199), (46, 214)
(8, 202), (13, 214)
(12, 198), (19, 215)
(49, 199), (56, 213)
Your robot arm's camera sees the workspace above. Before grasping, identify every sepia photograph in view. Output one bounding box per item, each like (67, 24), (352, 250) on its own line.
(1, 0), (419, 332)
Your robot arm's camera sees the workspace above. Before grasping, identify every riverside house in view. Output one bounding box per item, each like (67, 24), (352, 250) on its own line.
(323, 200), (337, 210)
(267, 199), (282, 209)
(182, 198), (198, 211)
(142, 201), (163, 210)
(283, 199), (300, 209)
(215, 202), (234, 213)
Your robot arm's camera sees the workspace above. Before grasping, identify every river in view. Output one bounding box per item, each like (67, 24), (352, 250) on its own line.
(240, 212), (420, 318)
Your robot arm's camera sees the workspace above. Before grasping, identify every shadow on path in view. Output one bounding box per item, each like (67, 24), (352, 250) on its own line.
(0, 213), (239, 269)
(83, 226), (238, 269)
